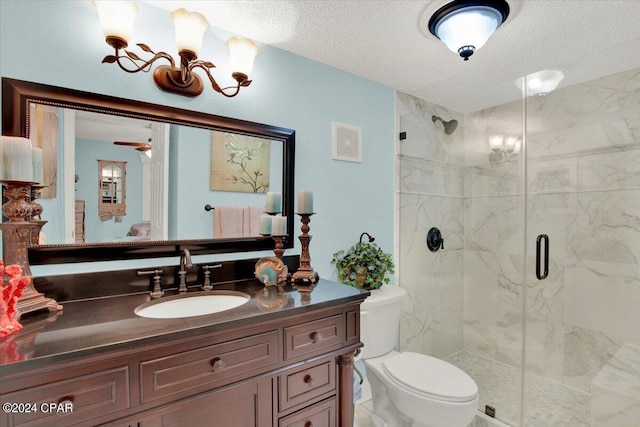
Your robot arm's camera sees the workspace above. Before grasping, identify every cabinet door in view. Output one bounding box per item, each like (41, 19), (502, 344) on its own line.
(142, 377), (273, 427)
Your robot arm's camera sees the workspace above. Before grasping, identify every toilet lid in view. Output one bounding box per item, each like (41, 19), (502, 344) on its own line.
(382, 352), (478, 402)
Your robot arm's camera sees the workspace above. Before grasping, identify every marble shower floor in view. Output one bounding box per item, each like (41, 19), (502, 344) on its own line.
(354, 350), (590, 426)
(445, 351), (591, 427)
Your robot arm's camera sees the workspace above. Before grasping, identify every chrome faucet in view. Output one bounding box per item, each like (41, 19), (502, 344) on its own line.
(177, 248), (193, 293)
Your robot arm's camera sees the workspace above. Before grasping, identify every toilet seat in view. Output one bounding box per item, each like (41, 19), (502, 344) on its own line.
(382, 352), (478, 403)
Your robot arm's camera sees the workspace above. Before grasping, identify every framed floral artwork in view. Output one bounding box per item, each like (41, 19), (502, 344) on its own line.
(210, 131), (271, 193)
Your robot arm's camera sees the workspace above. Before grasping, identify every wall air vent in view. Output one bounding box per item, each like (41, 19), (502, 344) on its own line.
(332, 122), (362, 163)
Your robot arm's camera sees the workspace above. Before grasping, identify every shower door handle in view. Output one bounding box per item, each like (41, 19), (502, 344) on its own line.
(536, 234), (549, 280)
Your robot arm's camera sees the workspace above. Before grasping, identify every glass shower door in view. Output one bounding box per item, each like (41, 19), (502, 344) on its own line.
(523, 55), (640, 426)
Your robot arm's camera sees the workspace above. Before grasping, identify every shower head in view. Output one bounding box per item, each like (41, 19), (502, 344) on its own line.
(432, 115), (458, 135)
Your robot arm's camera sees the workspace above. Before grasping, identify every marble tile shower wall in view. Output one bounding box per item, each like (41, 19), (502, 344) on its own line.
(396, 92), (466, 359)
(397, 67), (639, 401)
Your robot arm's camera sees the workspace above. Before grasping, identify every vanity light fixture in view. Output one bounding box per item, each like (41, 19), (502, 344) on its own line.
(93, 0), (258, 98)
(428, 0), (510, 61)
(489, 134), (521, 164)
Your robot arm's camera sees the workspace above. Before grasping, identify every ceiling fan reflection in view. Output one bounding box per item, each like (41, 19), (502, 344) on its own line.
(113, 138), (152, 152)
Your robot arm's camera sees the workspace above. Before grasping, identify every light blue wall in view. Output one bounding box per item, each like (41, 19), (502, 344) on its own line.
(75, 140), (144, 243)
(168, 125), (283, 240)
(1, 0), (395, 279)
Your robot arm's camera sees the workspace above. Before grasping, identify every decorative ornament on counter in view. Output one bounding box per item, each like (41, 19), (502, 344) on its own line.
(0, 261), (30, 338)
(254, 256), (288, 288)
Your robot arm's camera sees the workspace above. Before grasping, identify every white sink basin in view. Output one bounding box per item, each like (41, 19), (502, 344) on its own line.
(135, 291), (250, 319)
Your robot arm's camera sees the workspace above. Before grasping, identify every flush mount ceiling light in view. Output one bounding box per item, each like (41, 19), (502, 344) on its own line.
(93, 0), (258, 97)
(516, 69), (565, 97)
(428, 0), (510, 61)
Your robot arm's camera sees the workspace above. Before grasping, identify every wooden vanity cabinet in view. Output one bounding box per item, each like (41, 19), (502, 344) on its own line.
(1, 302), (362, 427)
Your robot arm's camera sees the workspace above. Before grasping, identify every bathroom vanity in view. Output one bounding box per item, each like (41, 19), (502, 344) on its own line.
(0, 273), (366, 427)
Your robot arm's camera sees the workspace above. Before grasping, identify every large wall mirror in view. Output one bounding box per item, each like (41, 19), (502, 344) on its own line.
(2, 78), (295, 264)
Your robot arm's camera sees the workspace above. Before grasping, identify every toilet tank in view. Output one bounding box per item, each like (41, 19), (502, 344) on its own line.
(359, 285), (407, 359)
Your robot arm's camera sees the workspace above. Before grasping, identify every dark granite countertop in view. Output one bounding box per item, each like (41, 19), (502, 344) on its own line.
(1, 279), (368, 373)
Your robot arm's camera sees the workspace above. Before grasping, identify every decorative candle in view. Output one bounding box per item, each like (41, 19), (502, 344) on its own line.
(271, 216), (287, 236)
(1, 136), (33, 181)
(297, 189), (313, 214)
(259, 214), (272, 235)
(32, 147), (44, 184)
(265, 192), (281, 213)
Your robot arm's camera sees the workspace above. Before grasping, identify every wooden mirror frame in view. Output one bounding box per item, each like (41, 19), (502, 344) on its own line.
(2, 78), (295, 264)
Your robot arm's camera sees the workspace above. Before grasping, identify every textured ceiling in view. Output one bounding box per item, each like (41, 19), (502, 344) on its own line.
(145, 1), (640, 113)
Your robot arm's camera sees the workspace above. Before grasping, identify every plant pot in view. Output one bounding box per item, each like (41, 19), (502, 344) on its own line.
(355, 271), (367, 288)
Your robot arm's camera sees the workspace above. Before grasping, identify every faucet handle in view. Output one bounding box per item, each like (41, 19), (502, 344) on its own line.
(138, 269), (164, 298)
(201, 264), (222, 291)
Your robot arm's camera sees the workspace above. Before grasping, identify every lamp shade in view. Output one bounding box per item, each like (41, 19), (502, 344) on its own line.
(228, 37), (259, 77)
(429, 0), (510, 60)
(93, 0), (138, 45)
(172, 9), (209, 56)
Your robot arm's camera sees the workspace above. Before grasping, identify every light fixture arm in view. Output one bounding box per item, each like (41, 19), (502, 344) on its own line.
(102, 43), (176, 74)
(101, 43), (253, 98)
(190, 61), (252, 98)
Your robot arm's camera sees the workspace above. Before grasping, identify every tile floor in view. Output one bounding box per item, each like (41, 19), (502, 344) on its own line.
(354, 350), (591, 427)
(446, 351), (590, 427)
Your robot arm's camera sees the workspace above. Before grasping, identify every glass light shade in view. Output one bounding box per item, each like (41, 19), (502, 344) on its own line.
(172, 8), (209, 56)
(489, 135), (504, 151)
(434, 6), (503, 54)
(504, 136), (518, 152)
(525, 69), (565, 96)
(93, 0), (138, 43)
(228, 37), (259, 77)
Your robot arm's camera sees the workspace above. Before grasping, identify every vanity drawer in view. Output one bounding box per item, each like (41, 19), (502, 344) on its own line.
(283, 315), (343, 360)
(279, 358), (336, 411)
(140, 330), (278, 403)
(279, 397), (336, 427)
(1, 366), (130, 427)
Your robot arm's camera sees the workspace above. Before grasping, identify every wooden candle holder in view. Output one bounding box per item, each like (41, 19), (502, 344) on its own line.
(292, 213), (319, 291)
(1, 181), (62, 319)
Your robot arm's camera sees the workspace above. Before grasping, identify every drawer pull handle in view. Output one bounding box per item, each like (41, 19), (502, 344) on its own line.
(303, 374), (315, 387)
(304, 422), (313, 427)
(211, 358), (226, 372)
(311, 331), (323, 343)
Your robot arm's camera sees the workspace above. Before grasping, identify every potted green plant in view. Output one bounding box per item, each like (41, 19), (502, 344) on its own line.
(331, 232), (394, 289)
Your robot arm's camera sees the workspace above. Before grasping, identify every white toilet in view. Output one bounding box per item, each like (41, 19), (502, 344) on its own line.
(359, 285), (478, 427)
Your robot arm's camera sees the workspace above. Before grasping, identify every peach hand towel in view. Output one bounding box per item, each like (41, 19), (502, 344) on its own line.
(214, 205), (244, 238)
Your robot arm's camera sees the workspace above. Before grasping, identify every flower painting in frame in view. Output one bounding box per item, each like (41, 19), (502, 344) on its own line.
(210, 131), (271, 193)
